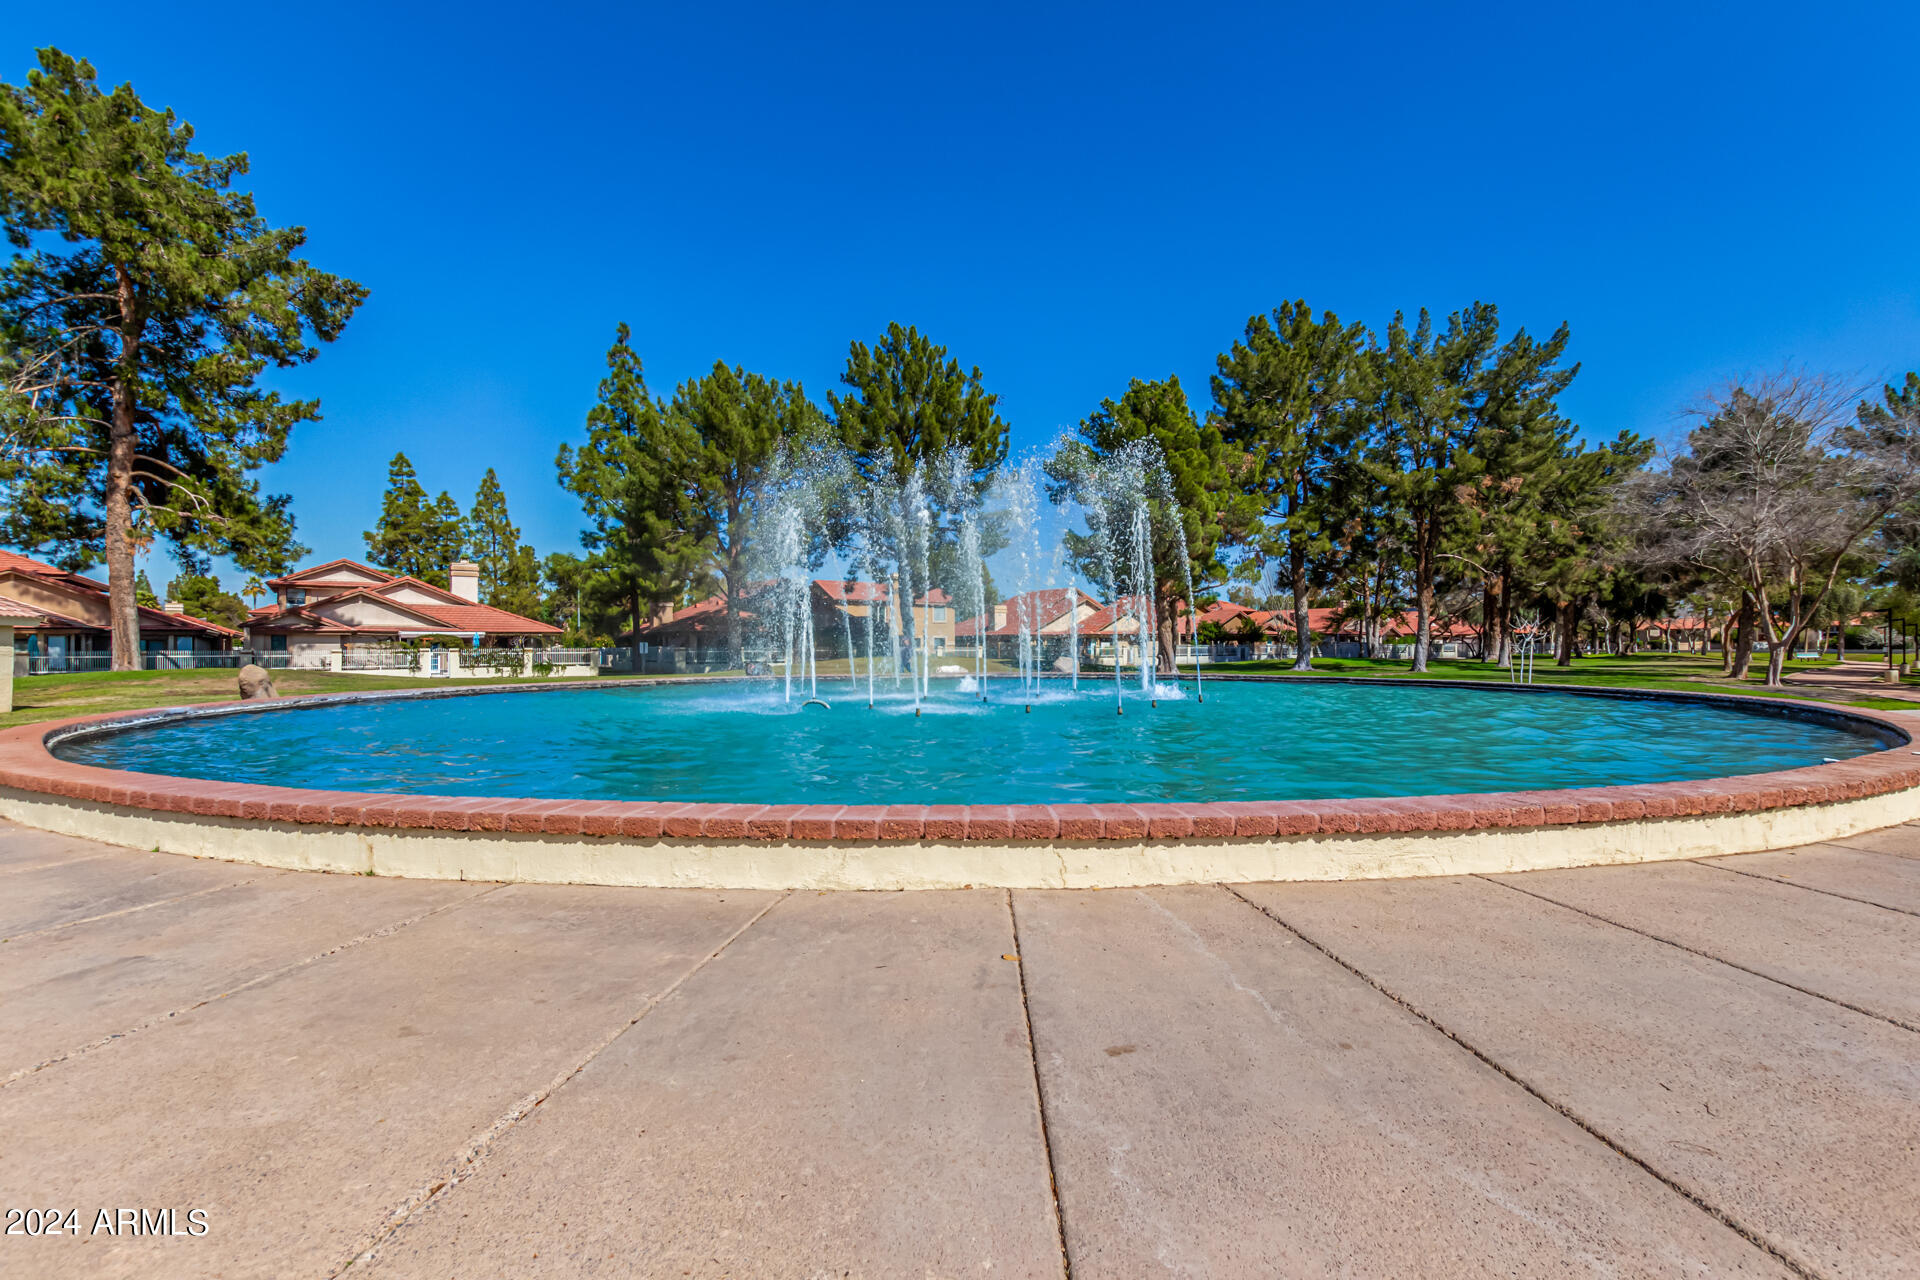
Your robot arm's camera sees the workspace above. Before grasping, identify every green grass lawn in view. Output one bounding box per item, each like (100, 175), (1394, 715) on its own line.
(1182, 652), (1919, 711)
(0, 667), (639, 730)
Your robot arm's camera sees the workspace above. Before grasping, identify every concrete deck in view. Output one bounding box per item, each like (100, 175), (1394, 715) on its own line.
(2, 822), (1917, 1278)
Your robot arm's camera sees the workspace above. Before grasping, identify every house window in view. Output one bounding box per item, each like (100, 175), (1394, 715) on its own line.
(932, 606), (946, 622)
(269, 635), (288, 652)
(287, 588), (306, 605)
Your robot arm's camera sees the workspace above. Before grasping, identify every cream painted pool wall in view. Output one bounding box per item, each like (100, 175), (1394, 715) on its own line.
(5, 783), (1918, 890)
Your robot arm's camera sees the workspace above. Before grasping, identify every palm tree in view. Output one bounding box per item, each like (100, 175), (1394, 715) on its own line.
(243, 575), (265, 605)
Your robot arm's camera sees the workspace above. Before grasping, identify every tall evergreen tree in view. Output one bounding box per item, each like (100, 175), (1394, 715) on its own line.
(1371, 306), (1496, 672)
(163, 571), (246, 628)
(364, 452), (463, 585)
(0, 49), (363, 667)
(1211, 302), (1371, 669)
(1449, 319), (1585, 665)
(465, 467), (540, 610)
(556, 325), (702, 641)
(1862, 371), (1920, 592)
(831, 322), (1009, 492)
(672, 361), (825, 666)
(540, 549), (625, 644)
(1052, 376), (1241, 667)
(830, 323), (1010, 660)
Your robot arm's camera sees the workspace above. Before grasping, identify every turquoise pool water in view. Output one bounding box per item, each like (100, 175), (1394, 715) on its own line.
(55, 678), (1891, 806)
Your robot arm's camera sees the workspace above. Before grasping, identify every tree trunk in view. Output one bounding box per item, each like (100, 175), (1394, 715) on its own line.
(1729, 594), (1755, 680)
(1555, 600), (1576, 667)
(104, 421), (138, 671)
(1489, 568), (1505, 671)
(1289, 541), (1312, 671)
(724, 562), (743, 670)
(104, 289), (145, 667)
(1157, 583), (1179, 672)
(1766, 632), (1790, 686)
(1482, 574), (1503, 665)
(106, 269), (144, 672)
(1411, 518), (1433, 673)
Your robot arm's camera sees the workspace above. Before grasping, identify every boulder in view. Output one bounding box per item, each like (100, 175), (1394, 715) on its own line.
(238, 663), (278, 701)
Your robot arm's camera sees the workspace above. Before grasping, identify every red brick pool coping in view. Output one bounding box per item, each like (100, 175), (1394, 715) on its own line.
(2, 675), (1916, 843)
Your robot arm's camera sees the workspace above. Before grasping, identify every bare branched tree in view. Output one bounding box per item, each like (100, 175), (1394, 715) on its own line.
(1620, 370), (1920, 686)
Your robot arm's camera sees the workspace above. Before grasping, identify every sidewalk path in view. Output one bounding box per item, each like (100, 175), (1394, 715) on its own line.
(3, 821), (1918, 1277)
(1784, 659), (1920, 701)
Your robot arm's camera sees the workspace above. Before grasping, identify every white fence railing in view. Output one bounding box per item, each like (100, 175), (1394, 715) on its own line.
(340, 649), (417, 671)
(335, 646), (634, 677)
(18, 650), (293, 675)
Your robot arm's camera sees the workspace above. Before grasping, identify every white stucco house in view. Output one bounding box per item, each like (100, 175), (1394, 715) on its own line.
(243, 559), (562, 668)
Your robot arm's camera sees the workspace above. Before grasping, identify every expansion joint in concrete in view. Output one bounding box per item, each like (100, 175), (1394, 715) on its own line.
(1698, 854), (1920, 919)
(1006, 889), (1072, 1279)
(1217, 883), (1826, 1280)
(1478, 874), (1920, 1036)
(0, 851), (112, 877)
(331, 889), (793, 1278)
(1, 877), (254, 944)
(0, 884), (507, 1091)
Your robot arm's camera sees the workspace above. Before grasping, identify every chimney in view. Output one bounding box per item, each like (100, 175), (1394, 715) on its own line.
(448, 561), (480, 603)
(163, 601), (185, 615)
(992, 603), (1007, 629)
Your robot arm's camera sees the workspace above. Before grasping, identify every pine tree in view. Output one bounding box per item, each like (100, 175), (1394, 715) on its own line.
(831, 323), (1009, 491)
(364, 453), (463, 585)
(1052, 376), (1242, 667)
(495, 543), (544, 619)
(133, 569), (157, 608)
(556, 325), (703, 640)
(465, 469), (543, 614)
(0, 49), (361, 667)
(673, 361), (825, 665)
(1211, 303), (1371, 669)
(164, 572), (246, 628)
(831, 324), (1010, 662)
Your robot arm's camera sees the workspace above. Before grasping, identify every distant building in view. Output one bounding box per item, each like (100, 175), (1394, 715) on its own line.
(955, 589), (1102, 663)
(625, 579), (957, 668)
(244, 558), (560, 667)
(0, 549), (241, 669)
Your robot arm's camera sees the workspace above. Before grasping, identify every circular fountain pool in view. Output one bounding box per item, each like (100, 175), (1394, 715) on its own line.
(52, 677), (1892, 805)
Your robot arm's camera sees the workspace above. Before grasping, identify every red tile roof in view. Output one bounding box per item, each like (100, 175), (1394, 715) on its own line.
(811, 580), (951, 606)
(623, 594), (755, 641)
(0, 548), (240, 638)
(140, 607), (242, 638)
(266, 558), (391, 587)
(1080, 597), (1153, 636)
(411, 602), (562, 634)
(955, 588), (1098, 638)
(0, 549), (63, 575)
(249, 560), (560, 636)
(0, 593), (46, 623)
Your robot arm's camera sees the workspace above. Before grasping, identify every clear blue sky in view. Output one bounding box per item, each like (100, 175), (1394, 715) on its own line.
(7, 2), (1918, 591)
